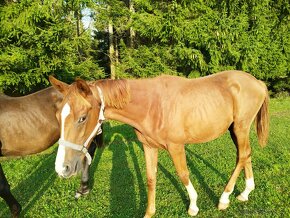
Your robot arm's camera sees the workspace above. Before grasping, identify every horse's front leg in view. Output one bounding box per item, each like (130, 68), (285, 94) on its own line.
(0, 164), (21, 218)
(75, 158), (90, 199)
(75, 141), (97, 199)
(143, 145), (158, 218)
(168, 144), (199, 216)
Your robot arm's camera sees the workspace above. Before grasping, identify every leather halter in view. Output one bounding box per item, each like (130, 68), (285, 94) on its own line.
(58, 86), (105, 165)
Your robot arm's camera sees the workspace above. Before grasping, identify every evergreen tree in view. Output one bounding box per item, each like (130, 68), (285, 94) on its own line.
(102, 0), (289, 93)
(0, 0), (104, 94)
(0, 0), (289, 94)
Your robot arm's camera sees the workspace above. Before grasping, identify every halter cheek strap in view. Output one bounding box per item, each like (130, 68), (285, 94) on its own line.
(58, 86), (105, 165)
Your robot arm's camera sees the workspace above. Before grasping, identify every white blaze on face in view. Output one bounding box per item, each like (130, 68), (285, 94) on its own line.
(55, 103), (71, 175)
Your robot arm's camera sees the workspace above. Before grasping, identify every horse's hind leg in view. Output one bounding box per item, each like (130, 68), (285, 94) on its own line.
(168, 144), (199, 216)
(0, 164), (21, 218)
(236, 159), (255, 202)
(230, 124), (255, 202)
(218, 123), (253, 210)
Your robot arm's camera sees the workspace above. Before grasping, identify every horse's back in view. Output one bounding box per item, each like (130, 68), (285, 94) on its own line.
(197, 70), (267, 106)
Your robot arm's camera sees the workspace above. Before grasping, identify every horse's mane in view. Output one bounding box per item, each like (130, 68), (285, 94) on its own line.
(92, 79), (130, 109)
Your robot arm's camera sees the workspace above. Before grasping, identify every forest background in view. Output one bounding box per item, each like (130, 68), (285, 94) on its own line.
(0, 0), (289, 96)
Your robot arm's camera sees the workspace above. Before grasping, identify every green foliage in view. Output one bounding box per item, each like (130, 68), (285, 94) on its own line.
(0, 0), (104, 94)
(117, 42), (179, 78)
(0, 0), (289, 94)
(106, 0), (289, 92)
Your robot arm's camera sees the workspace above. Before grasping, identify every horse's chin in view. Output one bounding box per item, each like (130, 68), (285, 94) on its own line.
(58, 173), (73, 179)
(58, 170), (77, 178)
(58, 170), (79, 179)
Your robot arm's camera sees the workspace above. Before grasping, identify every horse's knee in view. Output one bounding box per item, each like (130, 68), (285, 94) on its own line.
(147, 176), (156, 190)
(237, 152), (252, 167)
(178, 171), (189, 185)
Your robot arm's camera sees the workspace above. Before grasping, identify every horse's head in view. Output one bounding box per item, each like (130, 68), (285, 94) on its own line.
(49, 76), (105, 178)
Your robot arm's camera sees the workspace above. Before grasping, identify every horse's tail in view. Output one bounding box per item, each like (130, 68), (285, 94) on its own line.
(255, 83), (269, 147)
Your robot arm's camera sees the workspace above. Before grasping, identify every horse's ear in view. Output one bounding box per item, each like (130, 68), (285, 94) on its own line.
(76, 79), (92, 96)
(49, 76), (69, 95)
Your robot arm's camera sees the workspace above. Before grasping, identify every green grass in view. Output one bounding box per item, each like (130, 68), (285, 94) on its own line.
(0, 98), (289, 218)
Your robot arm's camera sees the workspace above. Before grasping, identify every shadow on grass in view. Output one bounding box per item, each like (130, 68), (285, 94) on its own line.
(0, 152), (57, 218)
(185, 148), (229, 182)
(96, 123), (233, 216)
(185, 147), (239, 206)
(0, 142), (105, 218)
(89, 145), (106, 191)
(185, 151), (219, 205)
(103, 122), (147, 217)
(158, 163), (189, 208)
(101, 123), (190, 216)
(127, 141), (147, 215)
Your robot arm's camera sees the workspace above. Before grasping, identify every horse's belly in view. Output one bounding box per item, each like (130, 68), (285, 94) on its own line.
(184, 113), (233, 144)
(0, 124), (59, 156)
(188, 123), (231, 144)
(165, 103), (233, 144)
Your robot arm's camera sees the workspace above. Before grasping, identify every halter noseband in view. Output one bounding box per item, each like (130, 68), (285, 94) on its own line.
(58, 86), (105, 165)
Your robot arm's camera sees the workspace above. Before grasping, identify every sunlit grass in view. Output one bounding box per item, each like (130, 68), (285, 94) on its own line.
(0, 98), (289, 217)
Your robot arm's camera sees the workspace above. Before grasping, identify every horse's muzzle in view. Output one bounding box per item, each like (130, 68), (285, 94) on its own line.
(56, 163), (71, 178)
(56, 161), (80, 178)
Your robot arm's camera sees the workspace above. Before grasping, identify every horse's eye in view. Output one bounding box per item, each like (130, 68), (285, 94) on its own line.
(78, 115), (87, 124)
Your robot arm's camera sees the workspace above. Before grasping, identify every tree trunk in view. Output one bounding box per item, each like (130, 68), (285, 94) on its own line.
(115, 35), (119, 65)
(109, 19), (115, 79)
(75, 8), (82, 61)
(129, 0), (135, 48)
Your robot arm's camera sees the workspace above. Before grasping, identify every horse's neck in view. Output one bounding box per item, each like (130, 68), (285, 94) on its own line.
(104, 79), (152, 131)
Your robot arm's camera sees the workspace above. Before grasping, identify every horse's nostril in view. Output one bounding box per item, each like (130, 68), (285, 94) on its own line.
(63, 164), (71, 175)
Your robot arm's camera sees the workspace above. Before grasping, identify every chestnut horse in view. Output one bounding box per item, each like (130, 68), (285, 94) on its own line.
(50, 70), (269, 217)
(0, 87), (103, 218)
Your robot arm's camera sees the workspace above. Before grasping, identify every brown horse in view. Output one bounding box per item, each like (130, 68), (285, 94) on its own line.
(49, 70), (269, 217)
(0, 87), (103, 218)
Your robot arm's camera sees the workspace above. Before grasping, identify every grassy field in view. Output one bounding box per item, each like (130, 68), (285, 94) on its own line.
(0, 97), (289, 218)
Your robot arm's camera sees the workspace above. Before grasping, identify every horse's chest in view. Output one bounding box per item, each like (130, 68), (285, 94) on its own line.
(136, 128), (168, 149)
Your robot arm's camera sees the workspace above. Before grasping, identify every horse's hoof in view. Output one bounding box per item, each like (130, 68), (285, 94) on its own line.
(236, 194), (248, 202)
(188, 207), (199, 216)
(218, 202), (229, 210)
(75, 188), (90, 199)
(75, 192), (82, 199)
(143, 210), (155, 218)
(11, 203), (22, 218)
